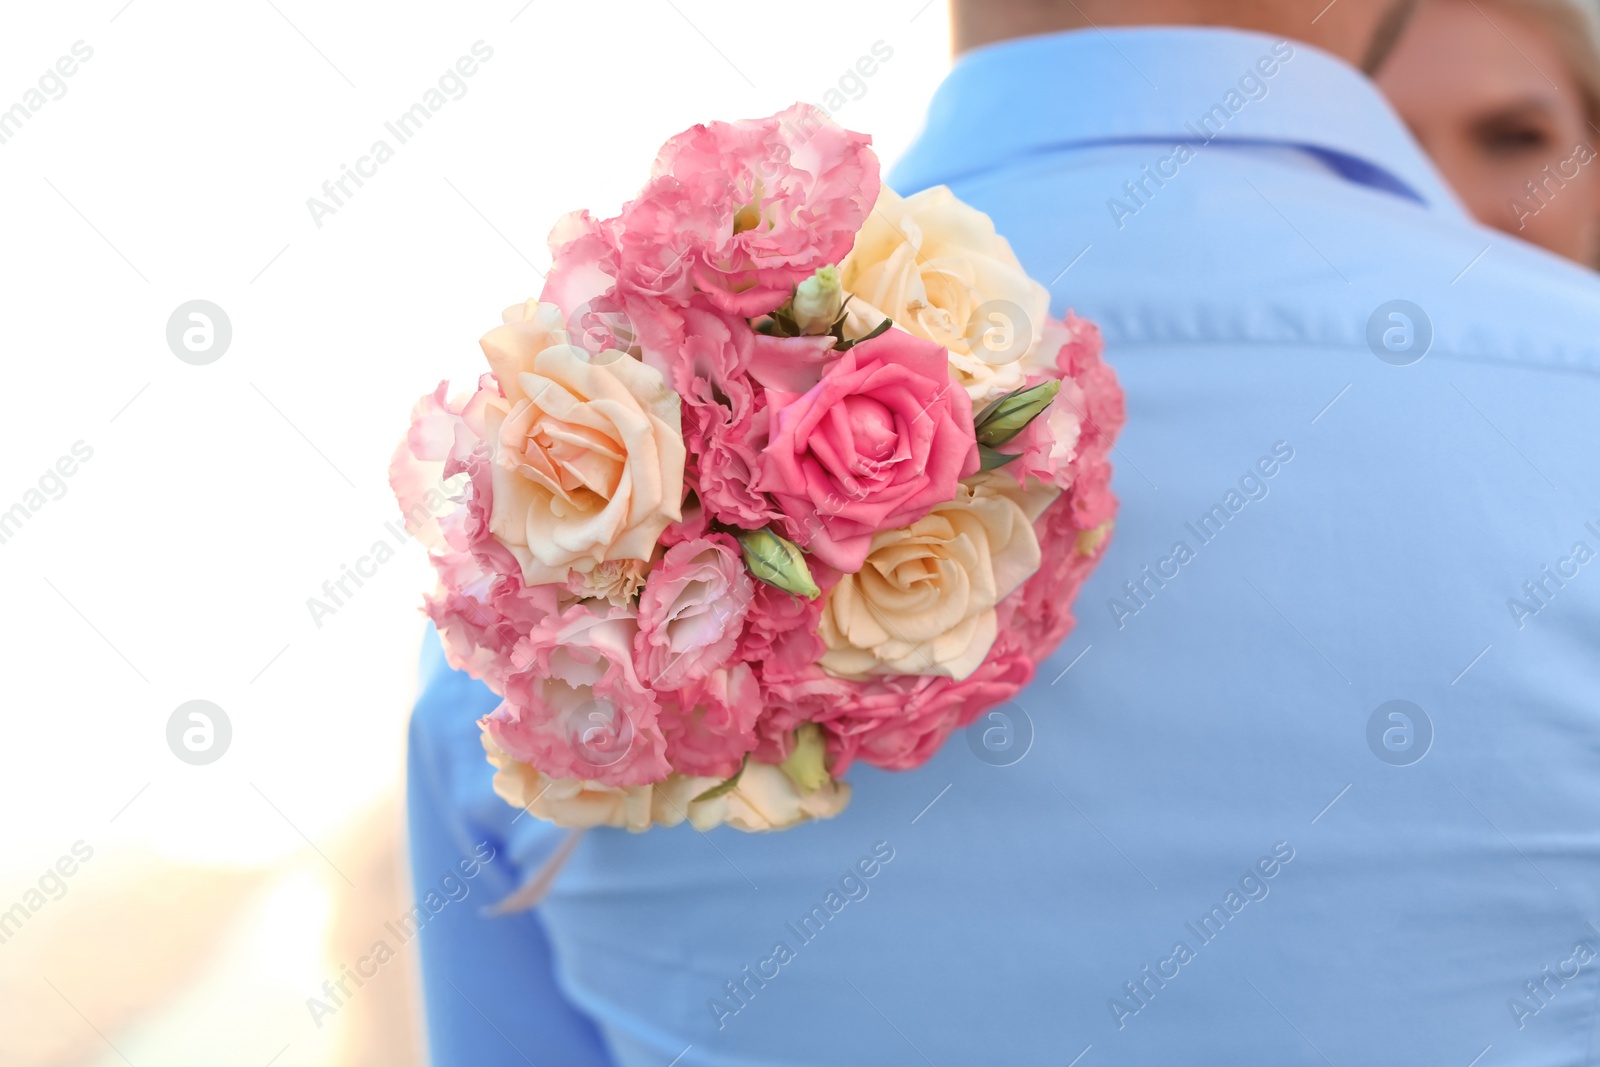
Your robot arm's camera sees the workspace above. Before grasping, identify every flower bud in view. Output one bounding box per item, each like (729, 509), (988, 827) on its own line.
(974, 379), (1061, 448)
(789, 265), (845, 335)
(738, 527), (821, 599)
(779, 723), (830, 794)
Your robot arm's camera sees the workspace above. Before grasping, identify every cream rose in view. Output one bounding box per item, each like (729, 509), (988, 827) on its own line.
(713, 762), (852, 832)
(839, 185), (1050, 404)
(818, 479), (1043, 681)
(966, 468), (1062, 523)
(480, 300), (686, 585)
(485, 737), (850, 833)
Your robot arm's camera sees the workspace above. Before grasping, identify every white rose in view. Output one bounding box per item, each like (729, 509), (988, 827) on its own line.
(485, 738), (850, 833)
(839, 185), (1050, 404)
(818, 479), (1043, 681)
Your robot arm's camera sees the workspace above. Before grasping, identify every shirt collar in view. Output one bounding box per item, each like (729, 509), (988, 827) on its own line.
(889, 26), (1467, 218)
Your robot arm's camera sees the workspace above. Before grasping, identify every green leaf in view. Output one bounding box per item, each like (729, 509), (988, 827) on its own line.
(977, 443), (1021, 471)
(834, 314), (893, 351)
(693, 757), (747, 802)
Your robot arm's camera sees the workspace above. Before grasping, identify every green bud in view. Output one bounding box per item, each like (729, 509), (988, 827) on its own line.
(974, 379), (1061, 448)
(738, 527), (821, 599)
(789, 265), (845, 335)
(779, 723), (830, 794)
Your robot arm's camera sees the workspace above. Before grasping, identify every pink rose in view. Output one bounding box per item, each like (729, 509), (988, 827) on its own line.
(757, 328), (979, 572)
(486, 603), (670, 787)
(634, 534), (755, 691)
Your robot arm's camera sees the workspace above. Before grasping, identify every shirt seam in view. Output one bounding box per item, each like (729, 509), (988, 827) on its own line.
(1094, 339), (1600, 379)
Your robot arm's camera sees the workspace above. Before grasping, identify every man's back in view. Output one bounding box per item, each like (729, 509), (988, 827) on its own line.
(411, 27), (1600, 1066)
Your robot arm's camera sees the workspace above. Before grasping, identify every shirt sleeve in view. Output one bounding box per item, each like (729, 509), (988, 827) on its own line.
(407, 628), (617, 1067)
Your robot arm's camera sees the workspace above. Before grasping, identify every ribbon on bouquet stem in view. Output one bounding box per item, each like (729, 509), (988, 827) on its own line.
(486, 827), (587, 915)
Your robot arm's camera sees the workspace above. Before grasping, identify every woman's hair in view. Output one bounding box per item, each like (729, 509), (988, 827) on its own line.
(1504, 0), (1600, 123)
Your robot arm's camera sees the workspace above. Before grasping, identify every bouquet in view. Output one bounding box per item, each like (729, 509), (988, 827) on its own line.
(393, 104), (1123, 835)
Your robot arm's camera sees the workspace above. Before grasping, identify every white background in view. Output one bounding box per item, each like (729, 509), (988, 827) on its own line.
(0, 2), (951, 1063)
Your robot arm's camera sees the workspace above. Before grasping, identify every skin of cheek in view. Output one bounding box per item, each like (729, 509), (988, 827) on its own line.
(1497, 155), (1600, 265)
(1439, 125), (1600, 262)
(1378, 0), (1600, 266)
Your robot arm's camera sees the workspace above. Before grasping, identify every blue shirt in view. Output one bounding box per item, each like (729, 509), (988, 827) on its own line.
(409, 27), (1600, 1066)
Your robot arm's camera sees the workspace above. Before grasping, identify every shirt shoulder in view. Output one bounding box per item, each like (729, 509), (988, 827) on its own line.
(933, 145), (1600, 376)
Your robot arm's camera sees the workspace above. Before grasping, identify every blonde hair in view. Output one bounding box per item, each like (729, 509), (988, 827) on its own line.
(1496, 0), (1600, 122)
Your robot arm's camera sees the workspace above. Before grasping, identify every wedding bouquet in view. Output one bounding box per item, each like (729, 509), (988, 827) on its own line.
(392, 104), (1123, 834)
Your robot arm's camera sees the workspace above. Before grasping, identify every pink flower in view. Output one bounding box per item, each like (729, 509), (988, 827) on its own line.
(540, 210), (624, 325)
(987, 312), (1123, 513)
(390, 376), (554, 692)
(1005, 495), (1106, 660)
(756, 327), (979, 572)
(745, 331), (839, 395)
(738, 577), (832, 682)
(998, 374), (1086, 491)
(1055, 313), (1124, 465)
(642, 103), (880, 317)
(1068, 455), (1117, 531)
(485, 603), (670, 787)
(658, 664), (762, 779)
(389, 378), (497, 551)
(1055, 312), (1106, 378)
(425, 568), (565, 696)
(827, 651), (1034, 773)
(550, 105), (879, 322)
(1055, 315), (1123, 531)
(393, 121), (1133, 834)
(611, 180), (719, 306)
(641, 299), (783, 529)
(659, 493), (713, 546)
(424, 572), (512, 691)
(634, 534), (755, 691)
(723, 575), (843, 765)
